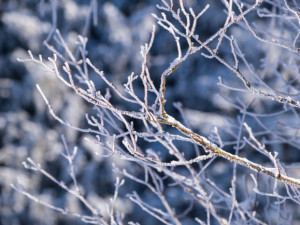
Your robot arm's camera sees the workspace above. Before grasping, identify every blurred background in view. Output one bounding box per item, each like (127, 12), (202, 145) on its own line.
(1, 0), (300, 224)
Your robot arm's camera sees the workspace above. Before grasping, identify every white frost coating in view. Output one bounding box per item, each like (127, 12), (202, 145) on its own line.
(199, 135), (210, 144)
(266, 167), (279, 175)
(210, 143), (218, 150)
(166, 115), (177, 124)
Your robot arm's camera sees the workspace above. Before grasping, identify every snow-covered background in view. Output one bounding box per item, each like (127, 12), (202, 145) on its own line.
(1, 0), (300, 224)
